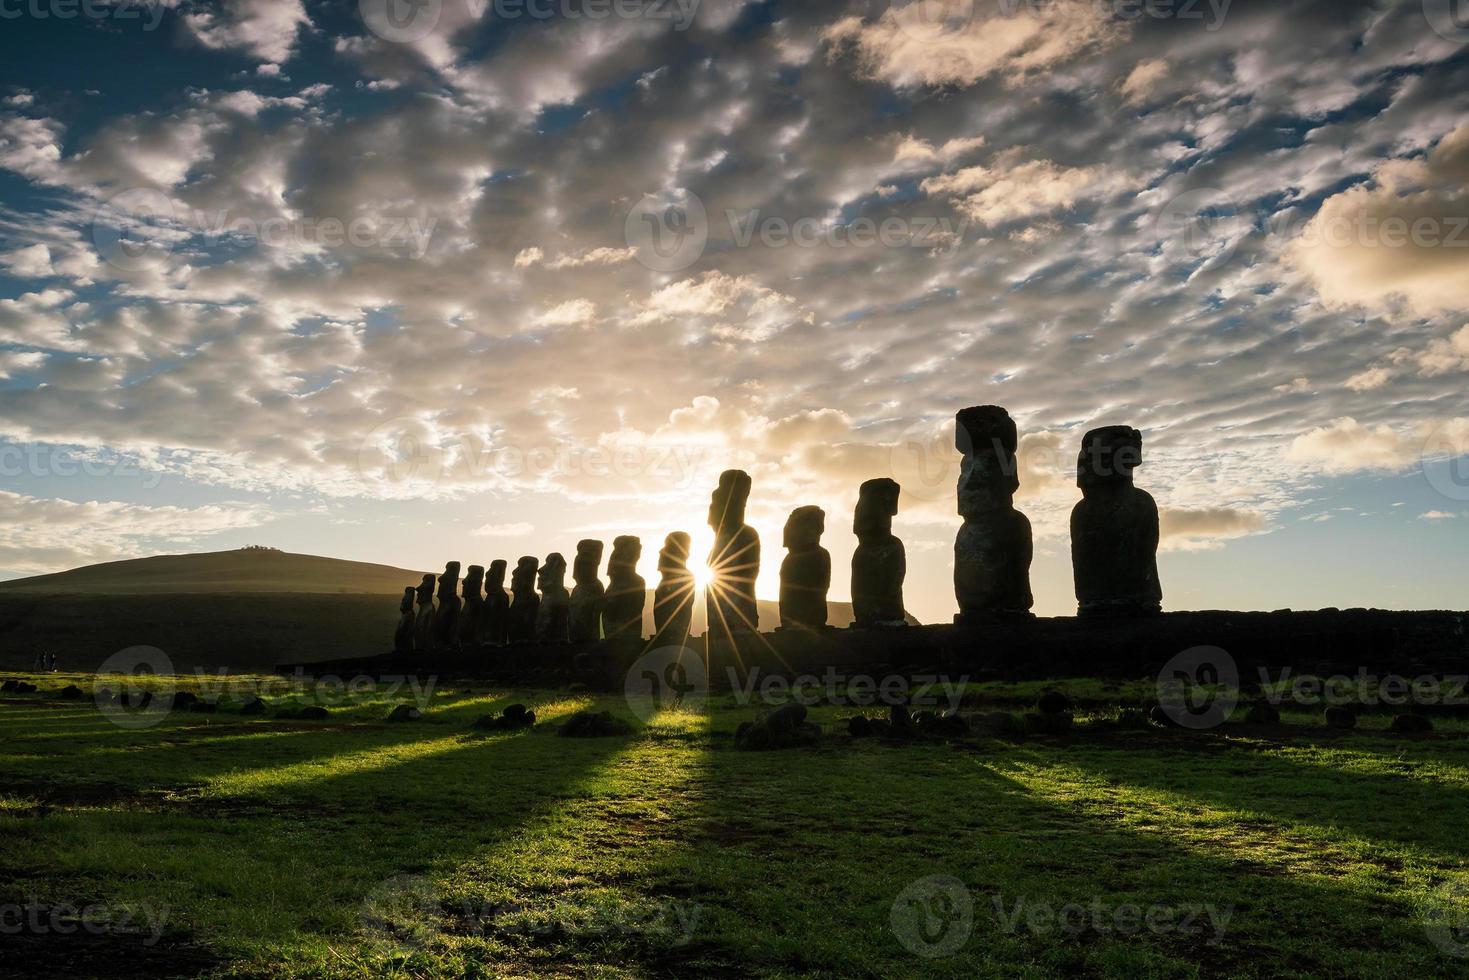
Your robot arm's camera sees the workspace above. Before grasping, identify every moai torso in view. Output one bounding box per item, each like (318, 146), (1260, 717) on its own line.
(507, 557), (540, 644)
(603, 536), (646, 640)
(654, 532), (695, 645)
(568, 540), (605, 642)
(413, 574), (437, 652)
(483, 560), (511, 645)
(433, 562), (462, 649)
(851, 478), (907, 627)
(707, 470), (761, 638)
(779, 506), (830, 629)
(458, 565), (485, 648)
(953, 406), (1034, 621)
(1071, 425), (1162, 616)
(393, 587), (417, 655)
(535, 553), (571, 643)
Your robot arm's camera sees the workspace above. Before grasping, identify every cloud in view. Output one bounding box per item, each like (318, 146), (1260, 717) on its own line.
(181, 0), (311, 66)
(920, 155), (1111, 227)
(1159, 507), (1268, 551)
(1419, 510), (1457, 521)
(1286, 417), (1469, 474)
(472, 522), (535, 537)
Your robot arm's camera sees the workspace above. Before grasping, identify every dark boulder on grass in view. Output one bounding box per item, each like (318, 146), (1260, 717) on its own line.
(1037, 691), (1071, 715)
(240, 697), (267, 716)
(1391, 714), (1432, 734)
(0, 680), (16, 692)
(559, 710), (634, 738)
(386, 703), (422, 723)
(278, 705), (330, 720)
(848, 715), (873, 737)
(13, 682), (38, 695)
(57, 685), (84, 701)
(735, 704), (821, 750)
(1324, 706), (1356, 730)
(1245, 702), (1280, 724)
(172, 691), (199, 711)
(888, 704), (917, 738)
(473, 704), (536, 731)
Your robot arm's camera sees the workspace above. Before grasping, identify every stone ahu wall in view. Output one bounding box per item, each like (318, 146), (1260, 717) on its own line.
(285, 406), (1468, 685)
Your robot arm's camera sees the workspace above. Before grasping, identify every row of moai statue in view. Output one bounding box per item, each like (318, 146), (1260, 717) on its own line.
(392, 405), (1161, 653)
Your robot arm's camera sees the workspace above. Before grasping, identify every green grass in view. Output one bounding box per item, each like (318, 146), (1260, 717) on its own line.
(4, 672), (1469, 977)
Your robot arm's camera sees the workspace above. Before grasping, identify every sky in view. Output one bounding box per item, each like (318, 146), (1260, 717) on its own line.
(0, 0), (1465, 623)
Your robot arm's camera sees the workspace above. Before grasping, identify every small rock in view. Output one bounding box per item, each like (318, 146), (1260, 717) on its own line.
(472, 705), (536, 731)
(0, 680), (18, 692)
(1037, 691), (1071, 715)
(735, 706), (821, 750)
(240, 697), (267, 716)
(766, 703), (807, 734)
(503, 704), (529, 722)
(279, 704), (330, 720)
(1391, 714), (1432, 734)
(13, 682), (38, 695)
(172, 691), (199, 710)
(1323, 706), (1356, 730)
(559, 710), (634, 738)
(847, 715), (872, 737)
(387, 703), (422, 722)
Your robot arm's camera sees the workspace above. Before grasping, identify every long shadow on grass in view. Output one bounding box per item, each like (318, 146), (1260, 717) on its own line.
(628, 734), (1461, 978)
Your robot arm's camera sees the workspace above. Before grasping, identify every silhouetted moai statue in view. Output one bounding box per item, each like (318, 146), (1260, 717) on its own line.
(483, 559), (511, 645)
(535, 552), (571, 643)
(954, 406), (1034, 622)
(458, 565), (485, 647)
(852, 478), (907, 627)
(603, 536), (646, 640)
(507, 557), (540, 643)
(413, 574), (437, 652)
(779, 506), (830, 629)
(393, 587), (416, 655)
(1071, 425), (1162, 617)
(654, 532), (695, 646)
(569, 540), (605, 642)
(707, 469), (761, 638)
(432, 562), (462, 649)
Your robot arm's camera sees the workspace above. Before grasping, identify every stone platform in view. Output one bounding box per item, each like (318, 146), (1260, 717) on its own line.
(278, 608), (1469, 688)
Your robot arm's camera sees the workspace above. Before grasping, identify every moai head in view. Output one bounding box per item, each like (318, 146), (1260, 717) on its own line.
(784, 506), (826, 552)
(486, 559), (508, 591)
(399, 586), (416, 613)
(438, 562), (461, 597)
(610, 536), (642, 576)
(659, 532), (691, 572)
(854, 478), (900, 539)
(1077, 425), (1142, 493)
(708, 469), (752, 534)
(955, 406), (1020, 518)
(539, 553), (567, 592)
(416, 574), (436, 604)
(462, 565), (485, 598)
(511, 557), (538, 594)
(573, 540), (603, 587)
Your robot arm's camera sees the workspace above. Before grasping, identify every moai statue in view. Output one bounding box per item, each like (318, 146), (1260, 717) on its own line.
(1071, 425), (1162, 617)
(707, 469), (761, 638)
(779, 506), (830, 629)
(458, 565), (485, 648)
(413, 574), (437, 652)
(654, 532), (695, 645)
(603, 536), (647, 641)
(393, 587), (416, 655)
(433, 562), (462, 649)
(569, 539), (606, 642)
(535, 552), (571, 643)
(852, 478), (907, 627)
(483, 560), (511, 645)
(507, 557), (540, 644)
(953, 406), (1034, 622)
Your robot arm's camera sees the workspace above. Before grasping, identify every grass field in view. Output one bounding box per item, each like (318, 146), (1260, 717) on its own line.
(4, 673), (1469, 978)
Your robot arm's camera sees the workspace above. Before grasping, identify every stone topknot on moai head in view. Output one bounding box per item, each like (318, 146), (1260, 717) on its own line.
(654, 531), (695, 645)
(706, 469), (761, 639)
(483, 559), (511, 645)
(413, 573), (437, 653)
(394, 586), (417, 655)
(536, 552), (571, 643)
(433, 562), (463, 649)
(507, 557), (540, 644)
(779, 506), (830, 630)
(953, 406), (1034, 622)
(603, 536), (646, 641)
(1071, 425), (1161, 617)
(852, 477), (907, 627)
(458, 564), (485, 648)
(569, 539), (606, 643)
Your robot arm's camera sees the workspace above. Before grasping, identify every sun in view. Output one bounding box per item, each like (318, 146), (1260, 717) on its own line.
(687, 527), (715, 592)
